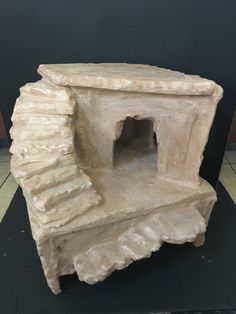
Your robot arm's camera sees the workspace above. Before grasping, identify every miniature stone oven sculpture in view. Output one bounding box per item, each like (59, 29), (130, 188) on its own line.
(10, 63), (223, 294)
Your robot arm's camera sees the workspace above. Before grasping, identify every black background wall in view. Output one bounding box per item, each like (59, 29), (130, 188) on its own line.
(0, 0), (235, 187)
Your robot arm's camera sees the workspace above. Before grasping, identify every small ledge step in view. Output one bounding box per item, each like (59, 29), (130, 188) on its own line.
(31, 187), (101, 229)
(22, 165), (80, 195)
(14, 96), (76, 115)
(10, 125), (75, 141)
(11, 113), (73, 127)
(20, 79), (72, 101)
(11, 154), (76, 179)
(32, 173), (94, 212)
(10, 137), (74, 156)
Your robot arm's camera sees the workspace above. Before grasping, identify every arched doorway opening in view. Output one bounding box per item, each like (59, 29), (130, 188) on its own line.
(113, 117), (157, 170)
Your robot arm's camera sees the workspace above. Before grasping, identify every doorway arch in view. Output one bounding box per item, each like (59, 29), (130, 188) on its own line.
(113, 117), (157, 170)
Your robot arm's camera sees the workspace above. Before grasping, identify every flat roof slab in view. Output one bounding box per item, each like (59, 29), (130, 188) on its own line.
(38, 63), (216, 96)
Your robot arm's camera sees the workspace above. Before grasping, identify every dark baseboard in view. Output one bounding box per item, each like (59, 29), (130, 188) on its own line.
(0, 139), (9, 148)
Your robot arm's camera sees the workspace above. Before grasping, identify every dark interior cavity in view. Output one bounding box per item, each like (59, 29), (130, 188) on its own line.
(113, 117), (157, 169)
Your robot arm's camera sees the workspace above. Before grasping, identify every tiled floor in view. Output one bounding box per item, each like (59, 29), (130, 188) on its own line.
(0, 147), (18, 222)
(219, 150), (236, 203)
(0, 147), (235, 223)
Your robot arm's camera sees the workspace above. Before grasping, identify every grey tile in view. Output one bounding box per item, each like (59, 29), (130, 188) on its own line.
(0, 161), (10, 186)
(0, 147), (10, 162)
(219, 164), (236, 203)
(231, 163), (236, 174)
(222, 157), (228, 164)
(225, 150), (236, 164)
(0, 174), (18, 222)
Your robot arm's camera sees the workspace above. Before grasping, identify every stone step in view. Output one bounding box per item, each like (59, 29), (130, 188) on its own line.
(12, 152), (76, 166)
(74, 222), (161, 284)
(136, 219), (162, 244)
(11, 154), (76, 179)
(10, 125), (75, 141)
(73, 243), (126, 285)
(11, 113), (72, 127)
(32, 173), (93, 212)
(22, 165), (80, 196)
(118, 230), (151, 260)
(31, 187), (101, 228)
(157, 207), (206, 244)
(20, 79), (72, 102)
(72, 206), (206, 285)
(13, 96), (76, 115)
(10, 137), (74, 156)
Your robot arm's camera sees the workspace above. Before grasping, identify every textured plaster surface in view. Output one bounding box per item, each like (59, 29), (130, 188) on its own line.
(10, 63), (223, 294)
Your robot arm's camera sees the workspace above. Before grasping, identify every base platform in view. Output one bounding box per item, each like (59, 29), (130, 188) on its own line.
(0, 183), (236, 313)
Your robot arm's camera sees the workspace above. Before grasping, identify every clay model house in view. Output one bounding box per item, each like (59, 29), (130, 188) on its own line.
(10, 63), (223, 293)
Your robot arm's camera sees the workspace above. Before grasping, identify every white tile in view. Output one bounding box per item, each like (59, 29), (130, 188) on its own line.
(219, 164), (236, 203)
(0, 174), (18, 222)
(0, 161), (10, 186)
(225, 150), (236, 164)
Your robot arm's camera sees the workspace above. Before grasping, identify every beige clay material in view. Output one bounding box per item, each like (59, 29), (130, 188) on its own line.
(10, 63), (223, 294)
